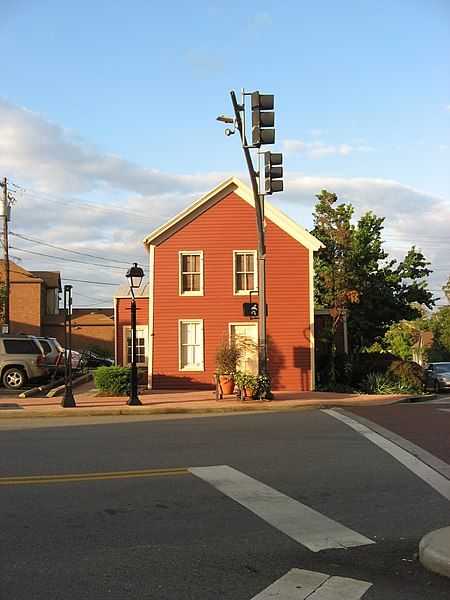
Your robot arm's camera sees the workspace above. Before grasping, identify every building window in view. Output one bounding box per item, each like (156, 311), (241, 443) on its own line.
(179, 320), (204, 371)
(234, 251), (257, 294)
(45, 288), (60, 315)
(179, 251), (203, 295)
(123, 326), (148, 366)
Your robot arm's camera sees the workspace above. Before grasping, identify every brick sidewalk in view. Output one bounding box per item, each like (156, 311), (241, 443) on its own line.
(349, 403), (450, 464)
(0, 380), (417, 418)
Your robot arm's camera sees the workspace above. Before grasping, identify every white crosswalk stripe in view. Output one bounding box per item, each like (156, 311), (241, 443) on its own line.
(251, 568), (372, 599)
(190, 465), (374, 552)
(323, 409), (450, 500)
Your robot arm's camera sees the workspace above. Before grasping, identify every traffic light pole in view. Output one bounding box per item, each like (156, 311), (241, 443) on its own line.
(230, 91), (273, 399)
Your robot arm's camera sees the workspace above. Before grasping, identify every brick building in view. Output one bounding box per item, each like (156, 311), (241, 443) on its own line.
(0, 260), (114, 354)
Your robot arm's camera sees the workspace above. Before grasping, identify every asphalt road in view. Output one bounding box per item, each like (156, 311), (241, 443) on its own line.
(0, 404), (448, 599)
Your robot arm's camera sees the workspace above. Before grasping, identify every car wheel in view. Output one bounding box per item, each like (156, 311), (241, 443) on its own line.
(3, 367), (27, 390)
(434, 379), (441, 394)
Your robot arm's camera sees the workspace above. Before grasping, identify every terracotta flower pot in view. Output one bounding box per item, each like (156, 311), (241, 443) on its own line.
(218, 375), (235, 395)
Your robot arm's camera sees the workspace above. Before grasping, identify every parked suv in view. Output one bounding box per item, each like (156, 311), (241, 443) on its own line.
(37, 337), (64, 370)
(0, 334), (49, 389)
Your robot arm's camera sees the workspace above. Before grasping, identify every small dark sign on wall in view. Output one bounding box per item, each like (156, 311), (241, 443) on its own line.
(243, 302), (259, 318)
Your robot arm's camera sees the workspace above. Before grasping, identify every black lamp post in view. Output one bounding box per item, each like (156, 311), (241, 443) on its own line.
(126, 263), (145, 406)
(61, 285), (76, 407)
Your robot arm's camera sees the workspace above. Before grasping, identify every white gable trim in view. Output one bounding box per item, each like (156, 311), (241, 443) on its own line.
(142, 177), (324, 252)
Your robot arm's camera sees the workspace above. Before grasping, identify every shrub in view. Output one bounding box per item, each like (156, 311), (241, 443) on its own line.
(362, 361), (425, 395)
(362, 372), (397, 394)
(93, 366), (144, 396)
(387, 360), (426, 394)
(351, 352), (398, 387)
(215, 343), (241, 375)
(316, 352), (353, 388)
(234, 371), (258, 390)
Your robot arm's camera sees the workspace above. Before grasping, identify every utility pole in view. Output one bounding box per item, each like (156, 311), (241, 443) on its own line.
(229, 92), (269, 382)
(218, 90), (284, 400)
(1, 177), (10, 333)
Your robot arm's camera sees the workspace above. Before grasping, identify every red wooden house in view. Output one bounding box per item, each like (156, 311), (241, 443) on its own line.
(114, 177), (323, 391)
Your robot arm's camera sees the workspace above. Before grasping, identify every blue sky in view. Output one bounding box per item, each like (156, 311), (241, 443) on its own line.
(1, 0), (449, 307)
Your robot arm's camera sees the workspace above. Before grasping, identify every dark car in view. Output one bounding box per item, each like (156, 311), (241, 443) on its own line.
(424, 362), (450, 393)
(83, 350), (114, 368)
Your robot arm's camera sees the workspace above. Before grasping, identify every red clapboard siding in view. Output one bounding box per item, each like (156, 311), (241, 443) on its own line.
(151, 191), (311, 391)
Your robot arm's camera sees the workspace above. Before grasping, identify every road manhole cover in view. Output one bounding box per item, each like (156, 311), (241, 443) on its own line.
(0, 403), (24, 410)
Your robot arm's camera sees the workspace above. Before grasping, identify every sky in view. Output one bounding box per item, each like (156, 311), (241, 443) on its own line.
(0, 0), (449, 309)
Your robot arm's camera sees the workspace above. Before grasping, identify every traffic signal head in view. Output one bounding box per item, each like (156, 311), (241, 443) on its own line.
(264, 152), (283, 194)
(251, 91), (275, 147)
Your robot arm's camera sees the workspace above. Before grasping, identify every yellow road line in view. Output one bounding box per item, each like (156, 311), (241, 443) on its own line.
(0, 467), (189, 486)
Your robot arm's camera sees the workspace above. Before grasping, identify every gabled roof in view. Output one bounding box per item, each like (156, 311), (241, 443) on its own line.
(142, 176), (324, 251)
(71, 313), (114, 326)
(30, 270), (62, 291)
(0, 260), (42, 283)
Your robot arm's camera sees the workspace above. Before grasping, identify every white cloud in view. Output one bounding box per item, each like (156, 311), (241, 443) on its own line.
(444, 104), (450, 112)
(1, 98), (448, 306)
(281, 138), (376, 157)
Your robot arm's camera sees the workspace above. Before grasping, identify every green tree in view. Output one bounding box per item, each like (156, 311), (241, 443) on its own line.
(426, 306), (450, 362)
(311, 191), (434, 355)
(443, 277), (450, 303)
(379, 321), (415, 360)
(311, 191), (359, 384)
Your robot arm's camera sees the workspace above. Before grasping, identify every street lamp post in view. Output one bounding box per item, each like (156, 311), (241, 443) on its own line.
(61, 285), (76, 407)
(126, 263), (145, 406)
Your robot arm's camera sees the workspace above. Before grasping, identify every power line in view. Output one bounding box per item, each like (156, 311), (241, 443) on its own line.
(10, 231), (146, 267)
(61, 277), (120, 286)
(75, 291), (113, 302)
(10, 245), (127, 270)
(10, 185), (175, 224)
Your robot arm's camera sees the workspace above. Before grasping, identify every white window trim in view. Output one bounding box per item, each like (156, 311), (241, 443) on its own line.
(179, 251), (204, 296)
(122, 325), (149, 367)
(178, 319), (204, 371)
(233, 250), (258, 296)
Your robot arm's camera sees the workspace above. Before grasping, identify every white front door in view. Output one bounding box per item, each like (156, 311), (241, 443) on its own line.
(230, 323), (258, 375)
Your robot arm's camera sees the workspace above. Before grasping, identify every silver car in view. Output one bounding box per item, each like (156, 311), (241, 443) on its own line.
(424, 362), (450, 393)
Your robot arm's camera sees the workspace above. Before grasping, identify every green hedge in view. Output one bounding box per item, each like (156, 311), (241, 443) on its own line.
(356, 354), (425, 394)
(93, 366), (144, 396)
(316, 351), (426, 395)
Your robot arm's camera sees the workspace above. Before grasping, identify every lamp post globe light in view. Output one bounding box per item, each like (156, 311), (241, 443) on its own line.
(126, 263), (145, 406)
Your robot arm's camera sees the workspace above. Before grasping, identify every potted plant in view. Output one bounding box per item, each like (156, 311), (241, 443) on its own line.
(234, 371), (259, 398)
(215, 342), (241, 395)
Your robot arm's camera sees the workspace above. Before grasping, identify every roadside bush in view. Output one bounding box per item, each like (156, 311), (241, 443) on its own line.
(316, 352), (354, 389)
(351, 352), (398, 386)
(93, 366), (144, 396)
(362, 372), (397, 394)
(387, 360), (426, 394)
(360, 358), (425, 395)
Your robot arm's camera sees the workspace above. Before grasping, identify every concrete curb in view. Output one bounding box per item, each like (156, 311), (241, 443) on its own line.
(419, 526), (450, 579)
(0, 402), (323, 419)
(400, 393), (435, 403)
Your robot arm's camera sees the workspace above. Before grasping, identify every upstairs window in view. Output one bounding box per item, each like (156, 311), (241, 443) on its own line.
(45, 288), (60, 315)
(180, 251), (203, 295)
(234, 251), (257, 295)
